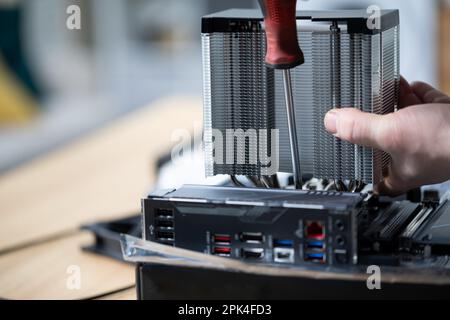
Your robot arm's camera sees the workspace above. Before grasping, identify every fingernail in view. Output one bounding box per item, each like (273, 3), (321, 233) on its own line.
(324, 110), (338, 134)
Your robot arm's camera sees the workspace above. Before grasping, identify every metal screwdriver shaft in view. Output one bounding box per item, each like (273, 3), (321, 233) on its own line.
(258, 0), (304, 189)
(282, 69), (302, 189)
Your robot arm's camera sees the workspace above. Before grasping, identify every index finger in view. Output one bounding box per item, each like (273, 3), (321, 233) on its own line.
(398, 77), (422, 109)
(411, 81), (450, 104)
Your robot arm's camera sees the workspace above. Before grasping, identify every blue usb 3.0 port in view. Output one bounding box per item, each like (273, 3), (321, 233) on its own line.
(305, 252), (326, 263)
(273, 239), (294, 248)
(306, 241), (325, 250)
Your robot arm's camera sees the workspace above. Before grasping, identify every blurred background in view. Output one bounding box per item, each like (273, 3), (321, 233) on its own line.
(0, 0), (449, 173)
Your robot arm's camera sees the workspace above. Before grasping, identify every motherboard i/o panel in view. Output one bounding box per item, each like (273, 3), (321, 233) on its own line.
(143, 185), (363, 266)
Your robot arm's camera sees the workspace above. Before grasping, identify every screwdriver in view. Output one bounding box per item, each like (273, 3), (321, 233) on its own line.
(258, 0), (304, 189)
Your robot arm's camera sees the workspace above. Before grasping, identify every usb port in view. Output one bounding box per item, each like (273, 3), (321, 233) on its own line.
(155, 208), (174, 218)
(213, 247), (231, 257)
(274, 248), (295, 263)
(156, 219), (174, 229)
(239, 232), (264, 244)
(241, 248), (264, 260)
(273, 239), (294, 248)
(213, 234), (231, 245)
(305, 252), (326, 264)
(156, 231), (174, 241)
(305, 221), (325, 240)
(306, 240), (325, 250)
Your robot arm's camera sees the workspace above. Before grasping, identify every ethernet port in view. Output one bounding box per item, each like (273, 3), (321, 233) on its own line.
(305, 221), (325, 240)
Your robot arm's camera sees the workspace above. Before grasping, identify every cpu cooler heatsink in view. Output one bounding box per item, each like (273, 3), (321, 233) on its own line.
(202, 9), (400, 184)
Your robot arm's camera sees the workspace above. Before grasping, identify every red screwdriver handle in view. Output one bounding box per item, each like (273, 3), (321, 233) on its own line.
(258, 0), (304, 69)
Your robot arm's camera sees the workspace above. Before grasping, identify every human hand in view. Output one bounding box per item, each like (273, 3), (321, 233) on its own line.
(323, 78), (450, 196)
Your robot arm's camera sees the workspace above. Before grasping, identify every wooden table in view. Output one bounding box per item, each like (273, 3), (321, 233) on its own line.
(0, 95), (202, 300)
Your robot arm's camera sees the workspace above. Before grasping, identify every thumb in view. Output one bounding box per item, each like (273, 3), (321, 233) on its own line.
(324, 108), (396, 151)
